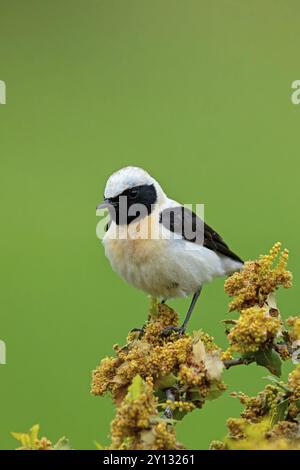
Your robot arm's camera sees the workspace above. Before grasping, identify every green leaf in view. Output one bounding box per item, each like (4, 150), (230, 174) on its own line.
(172, 409), (189, 421)
(53, 437), (72, 450)
(263, 375), (291, 393)
(94, 441), (104, 450)
(187, 388), (202, 403)
(126, 375), (144, 401)
(240, 352), (256, 364)
(206, 381), (225, 401)
(155, 373), (177, 390)
(29, 424), (40, 447)
(270, 398), (289, 426)
(11, 432), (31, 448)
(253, 347), (282, 377)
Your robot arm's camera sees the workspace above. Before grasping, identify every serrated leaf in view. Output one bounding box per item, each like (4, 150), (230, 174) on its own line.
(254, 347), (282, 377)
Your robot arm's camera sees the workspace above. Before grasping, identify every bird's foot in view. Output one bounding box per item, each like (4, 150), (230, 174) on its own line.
(130, 325), (146, 338)
(130, 327), (144, 333)
(163, 406), (173, 419)
(161, 325), (185, 336)
(163, 388), (176, 419)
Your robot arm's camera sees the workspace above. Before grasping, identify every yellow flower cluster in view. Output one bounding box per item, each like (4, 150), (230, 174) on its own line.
(288, 364), (300, 400)
(12, 425), (53, 451)
(225, 242), (292, 312)
(92, 302), (225, 408)
(151, 422), (182, 451)
(34, 437), (53, 450)
(210, 365), (300, 450)
(287, 316), (300, 341)
(164, 400), (196, 413)
(220, 417), (300, 450)
(265, 421), (300, 448)
(222, 243), (293, 358)
(93, 245), (299, 450)
(92, 301), (226, 449)
(109, 375), (182, 450)
(234, 385), (281, 422)
(11, 424), (71, 450)
(221, 347), (234, 361)
(226, 306), (282, 354)
(216, 418), (300, 450)
(177, 364), (205, 387)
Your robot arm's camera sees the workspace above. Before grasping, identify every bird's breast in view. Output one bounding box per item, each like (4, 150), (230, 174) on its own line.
(102, 215), (179, 297)
(101, 213), (233, 298)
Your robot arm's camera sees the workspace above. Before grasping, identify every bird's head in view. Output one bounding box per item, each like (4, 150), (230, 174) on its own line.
(96, 166), (166, 225)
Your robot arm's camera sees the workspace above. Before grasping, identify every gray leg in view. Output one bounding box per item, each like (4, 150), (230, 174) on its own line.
(162, 287), (202, 336)
(182, 288), (202, 330)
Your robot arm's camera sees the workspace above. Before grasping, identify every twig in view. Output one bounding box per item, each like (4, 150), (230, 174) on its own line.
(223, 356), (255, 369)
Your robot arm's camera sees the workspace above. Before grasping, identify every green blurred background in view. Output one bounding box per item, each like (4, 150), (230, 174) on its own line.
(0, 0), (299, 450)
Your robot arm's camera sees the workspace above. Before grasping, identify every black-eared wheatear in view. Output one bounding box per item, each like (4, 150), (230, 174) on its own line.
(97, 166), (243, 334)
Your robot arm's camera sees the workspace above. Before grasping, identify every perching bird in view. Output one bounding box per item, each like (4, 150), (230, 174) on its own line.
(97, 166), (243, 334)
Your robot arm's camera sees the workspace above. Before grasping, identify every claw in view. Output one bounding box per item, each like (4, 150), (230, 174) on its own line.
(161, 325), (185, 336)
(130, 326), (145, 338)
(163, 406), (173, 419)
(130, 327), (144, 333)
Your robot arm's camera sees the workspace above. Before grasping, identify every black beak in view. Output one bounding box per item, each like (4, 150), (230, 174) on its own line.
(96, 199), (111, 211)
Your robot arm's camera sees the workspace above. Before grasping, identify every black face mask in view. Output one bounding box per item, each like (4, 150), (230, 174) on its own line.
(106, 184), (157, 225)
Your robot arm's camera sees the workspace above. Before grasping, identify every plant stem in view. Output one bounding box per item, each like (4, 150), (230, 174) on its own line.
(223, 356), (255, 369)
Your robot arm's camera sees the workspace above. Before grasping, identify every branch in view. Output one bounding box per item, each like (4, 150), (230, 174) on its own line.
(223, 356), (255, 369)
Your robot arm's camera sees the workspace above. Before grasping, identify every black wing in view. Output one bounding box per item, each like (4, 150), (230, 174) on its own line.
(159, 206), (243, 263)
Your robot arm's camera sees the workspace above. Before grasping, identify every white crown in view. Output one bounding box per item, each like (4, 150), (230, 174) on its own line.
(104, 166), (156, 199)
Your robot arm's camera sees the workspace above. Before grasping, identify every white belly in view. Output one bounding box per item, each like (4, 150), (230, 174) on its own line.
(102, 223), (242, 299)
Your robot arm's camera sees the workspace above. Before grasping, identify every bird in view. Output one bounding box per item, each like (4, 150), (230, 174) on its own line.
(96, 166), (243, 335)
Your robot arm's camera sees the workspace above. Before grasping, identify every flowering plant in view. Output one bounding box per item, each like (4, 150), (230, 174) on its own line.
(12, 244), (300, 450)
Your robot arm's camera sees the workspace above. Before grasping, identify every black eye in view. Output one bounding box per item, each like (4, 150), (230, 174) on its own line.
(129, 189), (138, 199)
